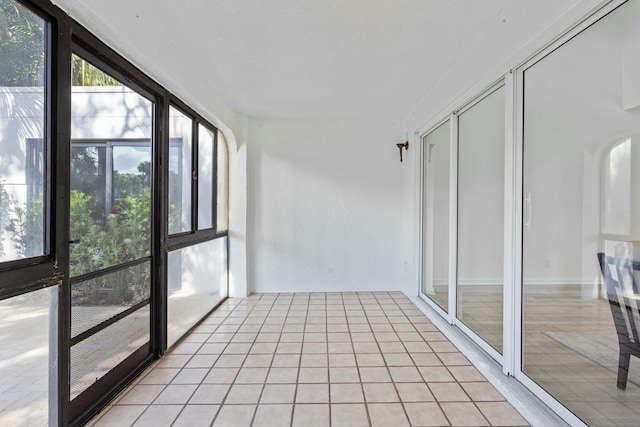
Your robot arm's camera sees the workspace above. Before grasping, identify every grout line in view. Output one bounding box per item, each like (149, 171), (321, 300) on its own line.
(93, 293), (543, 427)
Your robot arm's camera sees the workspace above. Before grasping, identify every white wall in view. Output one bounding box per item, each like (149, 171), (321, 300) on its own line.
(247, 118), (411, 293)
(228, 115), (249, 297)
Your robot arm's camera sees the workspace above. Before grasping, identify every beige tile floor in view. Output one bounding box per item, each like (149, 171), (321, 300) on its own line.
(88, 292), (529, 427)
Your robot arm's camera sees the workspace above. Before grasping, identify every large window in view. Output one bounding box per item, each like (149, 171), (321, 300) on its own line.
(521, 2), (640, 426)
(0, 0), (47, 263)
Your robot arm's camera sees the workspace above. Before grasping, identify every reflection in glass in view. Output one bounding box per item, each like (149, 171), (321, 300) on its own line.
(169, 107), (192, 234)
(457, 87), (505, 353)
(198, 125), (215, 229)
(522, 2), (640, 426)
(70, 146), (107, 230)
(602, 138), (631, 236)
(70, 305), (149, 399)
(0, 1), (46, 262)
(70, 54), (152, 277)
(69, 142), (151, 277)
(167, 236), (228, 346)
(422, 120), (450, 312)
(0, 287), (57, 427)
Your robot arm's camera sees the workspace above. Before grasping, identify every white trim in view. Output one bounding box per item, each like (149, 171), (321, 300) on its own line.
(503, 70), (516, 377)
(513, 58), (525, 395)
(448, 114), (458, 322)
(417, 130), (425, 298)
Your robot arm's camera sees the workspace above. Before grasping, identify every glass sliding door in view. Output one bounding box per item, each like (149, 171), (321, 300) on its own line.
(422, 120), (451, 312)
(68, 53), (154, 419)
(521, 2), (640, 425)
(457, 86), (505, 353)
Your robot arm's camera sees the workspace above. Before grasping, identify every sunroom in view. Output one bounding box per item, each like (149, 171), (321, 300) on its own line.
(1, 1), (640, 426)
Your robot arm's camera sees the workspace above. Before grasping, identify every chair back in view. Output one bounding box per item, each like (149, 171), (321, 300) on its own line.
(597, 252), (640, 347)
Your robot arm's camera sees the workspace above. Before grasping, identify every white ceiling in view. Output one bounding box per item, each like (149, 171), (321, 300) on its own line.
(52, 0), (579, 119)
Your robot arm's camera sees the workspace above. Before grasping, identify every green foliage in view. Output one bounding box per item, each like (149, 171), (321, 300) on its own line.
(6, 195), (43, 257)
(4, 153), (152, 304)
(69, 190), (102, 274)
(69, 188), (151, 305)
(0, 181), (43, 260)
(71, 54), (121, 87)
(0, 183), (10, 257)
(0, 0), (45, 86)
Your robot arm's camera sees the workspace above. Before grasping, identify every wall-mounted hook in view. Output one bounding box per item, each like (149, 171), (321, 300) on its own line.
(396, 141), (409, 162)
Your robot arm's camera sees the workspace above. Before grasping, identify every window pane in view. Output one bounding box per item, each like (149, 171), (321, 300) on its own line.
(422, 120), (450, 312)
(167, 237), (227, 346)
(522, 3), (640, 426)
(70, 55), (153, 277)
(70, 304), (149, 400)
(72, 262), (150, 338)
(217, 130), (229, 231)
(0, 287), (57, 427)
(0, 1), (46, 262)
(457, 87), (505, 353)
(198, 125), (215, 229)
(168, 107), (193, 234)
(70, 145), (107, 237)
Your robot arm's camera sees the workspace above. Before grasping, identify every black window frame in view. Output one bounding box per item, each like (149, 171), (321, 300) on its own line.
(0, 0), (61, 297)
(166, 96), (225, 252)
(0, 1), (230, 425)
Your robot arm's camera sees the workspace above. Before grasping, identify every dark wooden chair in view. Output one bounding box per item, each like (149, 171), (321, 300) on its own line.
(597, 252), (640, 389)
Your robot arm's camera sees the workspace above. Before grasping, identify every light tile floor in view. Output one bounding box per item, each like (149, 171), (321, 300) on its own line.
(88, 292), (529, 427)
